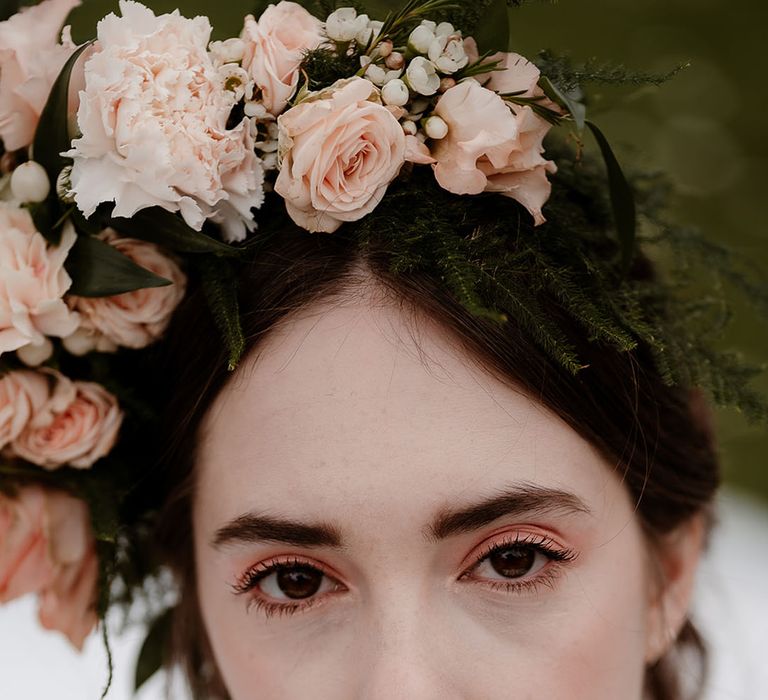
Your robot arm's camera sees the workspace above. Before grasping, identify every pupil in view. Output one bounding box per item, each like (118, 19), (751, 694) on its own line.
(277, 565), (323, 599)
(490, 546), (535, 578)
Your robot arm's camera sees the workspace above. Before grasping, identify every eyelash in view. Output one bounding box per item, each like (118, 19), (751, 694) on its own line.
(231, 532), (578, 619)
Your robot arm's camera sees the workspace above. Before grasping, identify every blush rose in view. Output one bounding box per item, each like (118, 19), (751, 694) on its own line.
(11, 370), (123, 470)
(0, 370), (49, 450)
(67, 230), (187, 350)
(0, 485), (98, 650)
(431, 54), (559, 226)
(241, 2), (324, 116)
(0, 206), (79, 357)
(275, 77), (406, 233)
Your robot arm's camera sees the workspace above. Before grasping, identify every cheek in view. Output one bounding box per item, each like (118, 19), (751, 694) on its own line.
(492, 529), (651, 699)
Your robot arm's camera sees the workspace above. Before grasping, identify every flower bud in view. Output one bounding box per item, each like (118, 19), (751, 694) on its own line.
(402, 120), (418, 136)
(16, 338), (54, 367)
(408, 24), (435, 54)
(381, 79), (409, 107)
(377, 39), (394, 58)
(385, 51), (405, 70)
(423, 115), (449, 140)
(10, 161), (50, 203)
(405, 56), (440, 96)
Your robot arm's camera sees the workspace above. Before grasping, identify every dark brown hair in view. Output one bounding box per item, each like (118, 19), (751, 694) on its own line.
(153, 221), (719, 700)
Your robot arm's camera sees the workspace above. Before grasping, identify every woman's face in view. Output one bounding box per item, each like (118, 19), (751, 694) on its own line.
(193, 294), (659, 700)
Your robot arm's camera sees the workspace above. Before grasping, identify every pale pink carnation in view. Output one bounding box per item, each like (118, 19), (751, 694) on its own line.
(432, 55), (559, 226)
(241, 2), (324, 116)
(0, 370), (49, 450)
(0, 485), (98, 650)
(275, 77), (406, 233)
(65, 0), (265, 242)
(0, 0), (81, 151)
(67, 230), (186, 350)
(0, 205), (79, 356)
(12, 371), (123, 470)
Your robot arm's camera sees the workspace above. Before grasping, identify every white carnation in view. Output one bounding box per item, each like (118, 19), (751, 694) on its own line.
(65, 0), (265, 242)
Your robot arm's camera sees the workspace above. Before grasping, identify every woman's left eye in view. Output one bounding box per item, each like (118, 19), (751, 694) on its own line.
(460, 534), (578, 594)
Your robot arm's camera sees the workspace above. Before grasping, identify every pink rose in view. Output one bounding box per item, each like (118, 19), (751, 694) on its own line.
(0, 0), (81, 151)
(67, 230), (186, 350)
(12, 370), (123, 470)
(432, 55), (559, 226)
(241, 2), (324, 116)
(0, 370), (49, 450)
(0, 485), (98, 650)
(275, 77), (406, 233)
(0, 205), (80, 356)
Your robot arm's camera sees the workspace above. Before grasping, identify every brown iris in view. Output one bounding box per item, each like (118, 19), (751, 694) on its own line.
(489, 545), (536, 578)
(276, 564), (324, 599)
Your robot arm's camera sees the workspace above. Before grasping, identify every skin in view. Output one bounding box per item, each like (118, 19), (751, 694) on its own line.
(193, 283), (704, 700)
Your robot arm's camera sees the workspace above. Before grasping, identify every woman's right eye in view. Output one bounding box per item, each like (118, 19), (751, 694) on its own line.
(256, 561), (338, 601)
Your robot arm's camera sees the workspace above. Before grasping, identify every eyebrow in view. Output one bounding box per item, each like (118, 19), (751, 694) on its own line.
(211, 483), (591, 551)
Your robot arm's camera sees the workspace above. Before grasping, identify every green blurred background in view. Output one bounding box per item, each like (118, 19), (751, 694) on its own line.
(508, 0), (768, 501)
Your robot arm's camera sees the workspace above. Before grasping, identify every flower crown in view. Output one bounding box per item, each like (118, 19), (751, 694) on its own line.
(1, 0), (766, 693)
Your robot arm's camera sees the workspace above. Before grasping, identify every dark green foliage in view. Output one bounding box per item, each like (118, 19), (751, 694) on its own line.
(300, 47), (362, 92)
(135, 608), (173, 692)
(534, 49), (691, 94)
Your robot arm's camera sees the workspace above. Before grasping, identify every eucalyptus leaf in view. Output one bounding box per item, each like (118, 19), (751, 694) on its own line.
(134, 608), (174, 692)
(65, 234), (172, 297)
(32, 41), (92, 185)
(538, 75), (586, 132)
(109, 208), (245, 257)
(66, 0), (259, 43)
(586, 120), (636, 273)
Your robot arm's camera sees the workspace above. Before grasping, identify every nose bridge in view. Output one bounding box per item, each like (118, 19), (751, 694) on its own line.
(354, 573), (456, 700)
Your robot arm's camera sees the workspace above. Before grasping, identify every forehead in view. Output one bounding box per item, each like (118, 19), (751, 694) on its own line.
(195, 296), (618, 524)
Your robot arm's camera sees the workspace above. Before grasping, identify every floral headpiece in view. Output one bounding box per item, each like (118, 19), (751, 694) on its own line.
(1, 0), (766, 693)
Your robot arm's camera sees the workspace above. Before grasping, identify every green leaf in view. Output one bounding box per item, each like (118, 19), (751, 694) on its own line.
(538, 75), (586, 132)
(32, 41), (92, 185)
(66, 0), (260, 44)
(471, 0), (510, 53)
(65, 234), (172, 297)
(134, 608), (174, 692)
(197, 256), (246, 371)
(585, 120), (637, 274)
(110, 208), (244, 257)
